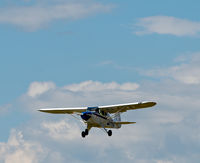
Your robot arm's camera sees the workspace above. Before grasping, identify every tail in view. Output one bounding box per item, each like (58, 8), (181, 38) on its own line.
(113, 113), (136, 128)
(113, 112), (121, 122)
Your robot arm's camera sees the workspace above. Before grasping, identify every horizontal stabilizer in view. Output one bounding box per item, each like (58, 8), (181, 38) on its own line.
(115, 122), (136, 125)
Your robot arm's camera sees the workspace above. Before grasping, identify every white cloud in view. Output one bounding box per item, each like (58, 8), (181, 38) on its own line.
(41, 119), (81, 141)
(134, 16), (200, 36)
(64, 80), (139, 92)
(5, 75), (200, 162)
(0, 2), (113, 31)
(0, 129), (46, 163)
(143, 52), (200, 84)
(27, 81), (55, 97)
(20, 80), (141, 113)
(150, 111), (183, 124)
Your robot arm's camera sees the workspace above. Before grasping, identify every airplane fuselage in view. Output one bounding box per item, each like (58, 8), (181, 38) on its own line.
(81, 111), (121, 129)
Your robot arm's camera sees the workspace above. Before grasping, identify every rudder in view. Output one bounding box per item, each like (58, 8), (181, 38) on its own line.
(114, 112), (121, 121)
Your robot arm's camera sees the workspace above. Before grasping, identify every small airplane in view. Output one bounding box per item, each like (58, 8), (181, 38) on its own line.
(38, 101), (156, 138)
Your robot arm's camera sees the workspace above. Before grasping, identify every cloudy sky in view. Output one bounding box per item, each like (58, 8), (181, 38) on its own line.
(0, 0), (200, 162)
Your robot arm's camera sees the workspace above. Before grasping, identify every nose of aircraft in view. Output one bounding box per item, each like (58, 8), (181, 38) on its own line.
(81, 112), (91, 121)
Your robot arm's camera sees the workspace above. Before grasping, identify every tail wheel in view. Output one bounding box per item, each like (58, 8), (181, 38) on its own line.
(108, 130), (112, 136)
(81, 131), (86, 138)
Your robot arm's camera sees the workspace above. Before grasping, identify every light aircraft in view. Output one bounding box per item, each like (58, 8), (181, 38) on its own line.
(38, 101), (156, 138)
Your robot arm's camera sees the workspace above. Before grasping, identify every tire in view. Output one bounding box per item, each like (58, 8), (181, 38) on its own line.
(108, 130), (112, 136)
(85, 129), (89, 135)
(81, 131), (85, 138)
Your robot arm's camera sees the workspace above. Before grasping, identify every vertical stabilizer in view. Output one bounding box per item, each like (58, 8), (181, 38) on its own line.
(113, 113), (121, 128)
(114, 112), (121, 122)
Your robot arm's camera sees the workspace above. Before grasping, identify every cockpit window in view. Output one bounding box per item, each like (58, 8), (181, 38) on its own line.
(88, 107), (108, 116)
(95, 108), (100, 113)
(87, 106), (98, 111)
(100, 110), (108, 116)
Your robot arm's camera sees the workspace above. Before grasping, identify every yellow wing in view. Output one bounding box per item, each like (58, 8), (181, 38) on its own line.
(38, 107), (87, 114)
(38, 101), (156, 114)
(99, 101), (156, 114)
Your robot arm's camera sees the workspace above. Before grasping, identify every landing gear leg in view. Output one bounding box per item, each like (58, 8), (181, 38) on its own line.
(102, 127), (112, 137)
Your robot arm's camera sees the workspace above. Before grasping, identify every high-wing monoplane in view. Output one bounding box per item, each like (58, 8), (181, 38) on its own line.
(38, 101), (156, 138)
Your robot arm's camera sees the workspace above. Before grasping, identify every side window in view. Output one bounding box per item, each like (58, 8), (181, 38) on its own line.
(95, 108), (100, 113)
(101, 111), (107, 116)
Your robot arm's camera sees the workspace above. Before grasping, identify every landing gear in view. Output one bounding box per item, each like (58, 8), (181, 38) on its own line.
(81, 129), (89, 138)
(81, 126), (112, 137)
(108, 130), (112, 136)
(81, 131), (86, 138)
(85, 129), (88, 135)
(102, 127), (112, 137)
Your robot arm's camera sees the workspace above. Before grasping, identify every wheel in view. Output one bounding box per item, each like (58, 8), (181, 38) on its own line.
(108, 130), (112, 136)
(85, 129), (89, 135)
(81, 131), (85, 138)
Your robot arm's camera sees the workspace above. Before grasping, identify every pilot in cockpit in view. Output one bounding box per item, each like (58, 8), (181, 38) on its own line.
(95, 108), (108, 116)
(101, 110), (107, 116)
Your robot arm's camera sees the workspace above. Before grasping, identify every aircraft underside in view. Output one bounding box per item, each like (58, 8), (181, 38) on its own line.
(81, 123), (113, 138)
(80, 112), (121, 138)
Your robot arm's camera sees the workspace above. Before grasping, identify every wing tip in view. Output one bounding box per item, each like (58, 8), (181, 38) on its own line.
(152, 101), (157, 106)
(37, 109), (45, 112)
(145, 101), (157, 107)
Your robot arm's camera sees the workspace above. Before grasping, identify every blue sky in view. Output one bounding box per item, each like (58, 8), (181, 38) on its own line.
(1, 0), (200, 162)
(1, 0), (199, 103)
